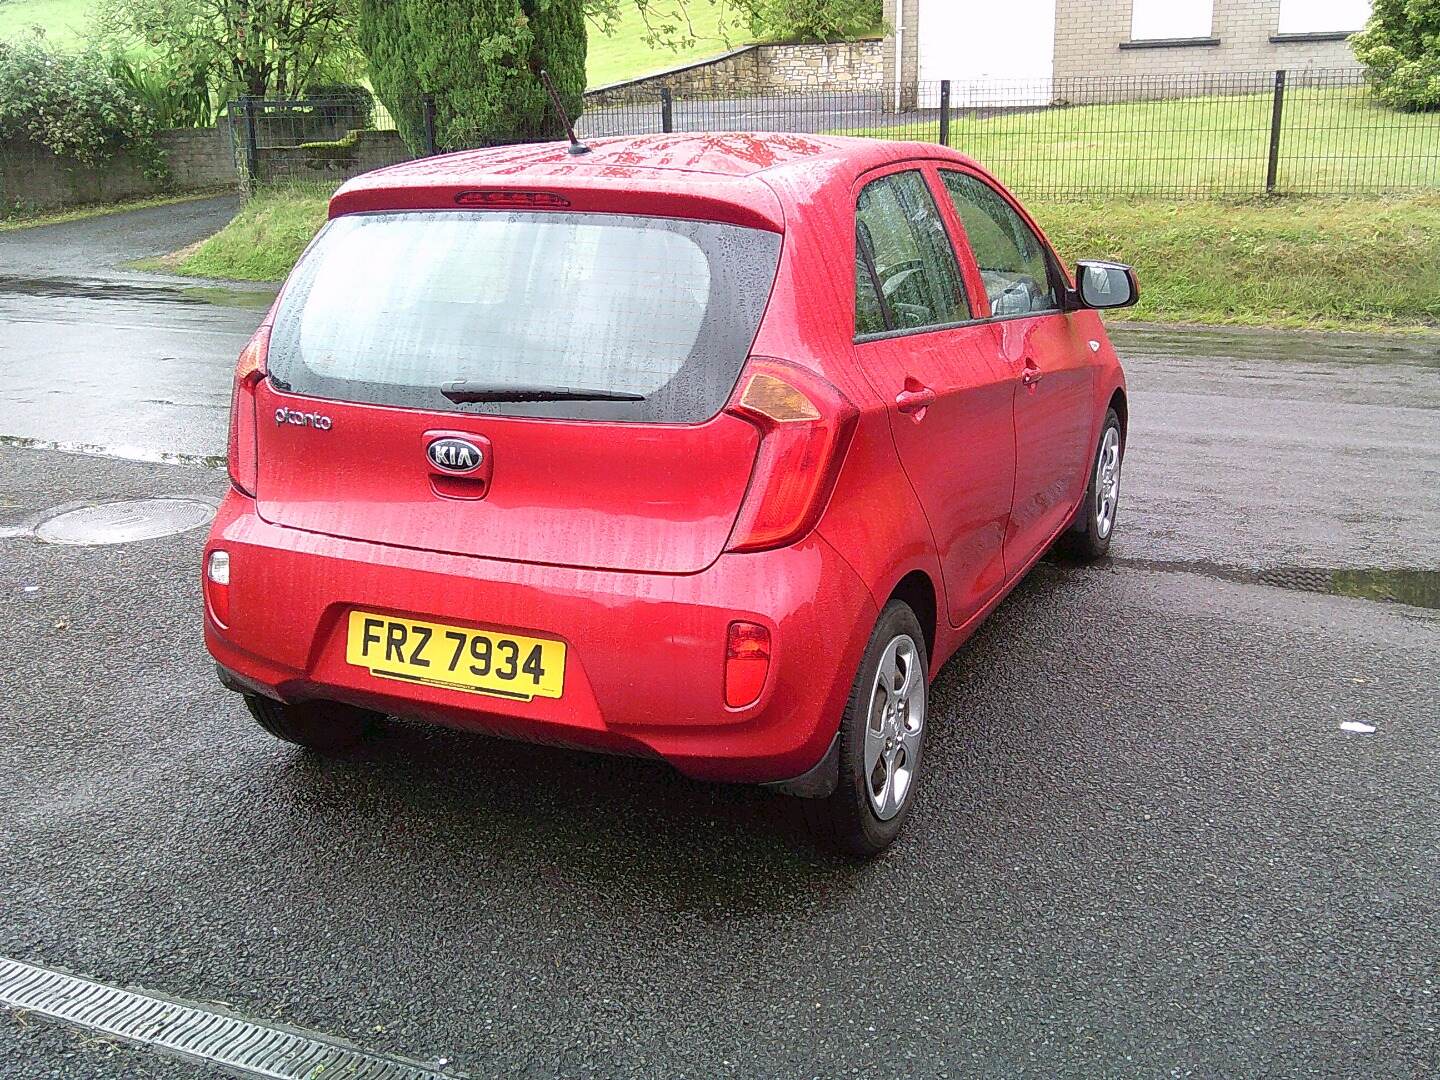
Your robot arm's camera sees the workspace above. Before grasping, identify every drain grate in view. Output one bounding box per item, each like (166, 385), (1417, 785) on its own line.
(1256, 567), (1334, 594)
(32, 499), (214, 546)
(0, 956), (459, 1079)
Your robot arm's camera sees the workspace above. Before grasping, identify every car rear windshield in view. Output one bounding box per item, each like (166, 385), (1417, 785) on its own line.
(266, 210), (782, 423)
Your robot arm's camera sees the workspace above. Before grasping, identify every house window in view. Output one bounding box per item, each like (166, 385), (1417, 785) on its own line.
(1131, 0), (1213, 41)
(1277, 0), (1371, 35)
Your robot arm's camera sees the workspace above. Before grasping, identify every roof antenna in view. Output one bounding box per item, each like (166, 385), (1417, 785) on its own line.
(539, 69), (590, 156)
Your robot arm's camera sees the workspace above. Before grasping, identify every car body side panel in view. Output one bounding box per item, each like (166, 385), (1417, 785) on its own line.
(756, 157), (956, 655)
(996, 312), (1097, 561)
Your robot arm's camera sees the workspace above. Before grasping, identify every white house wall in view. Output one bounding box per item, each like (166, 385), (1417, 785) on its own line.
(916, 0), (1057, 106)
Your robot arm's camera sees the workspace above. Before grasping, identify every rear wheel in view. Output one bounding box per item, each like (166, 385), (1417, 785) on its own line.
(244, 696), (377, 754)
(1059, 408), (1123, 561)
(803, 601), (928, 856)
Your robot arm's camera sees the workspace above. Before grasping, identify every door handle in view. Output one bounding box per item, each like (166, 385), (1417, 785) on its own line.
(896, 385), (937, 416)
(1021, 358), (1044, 387)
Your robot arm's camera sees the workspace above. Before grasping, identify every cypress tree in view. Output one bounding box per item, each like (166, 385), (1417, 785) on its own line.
(356, 0), (588, 153)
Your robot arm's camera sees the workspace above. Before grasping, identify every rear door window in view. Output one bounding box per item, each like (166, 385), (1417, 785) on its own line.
(939, 171), (1059, 318)
(855, 170), (971, 336)
(267, 211), (782, 423)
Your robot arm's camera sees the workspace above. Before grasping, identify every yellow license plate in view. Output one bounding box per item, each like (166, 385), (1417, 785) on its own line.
(345, 611), (566, 701)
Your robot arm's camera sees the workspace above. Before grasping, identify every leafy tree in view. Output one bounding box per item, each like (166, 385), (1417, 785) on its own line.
(0, 34), (167, 178)
(584, 0), (882, 47)
(726, 0), (881, 42)
(1352, 0), (1440, 111)
(356, 0), (586, 152)
(97, 0), (361, 101)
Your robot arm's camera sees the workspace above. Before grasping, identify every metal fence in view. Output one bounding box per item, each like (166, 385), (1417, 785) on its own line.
(223, 95), (426, 191)
(229, 68), (1440, 199)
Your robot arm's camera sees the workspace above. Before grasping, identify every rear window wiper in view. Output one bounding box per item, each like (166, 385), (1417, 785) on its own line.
(441, 381), (646, 404)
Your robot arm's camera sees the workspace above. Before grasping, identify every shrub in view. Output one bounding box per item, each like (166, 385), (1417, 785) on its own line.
(731, 0), (883, 43)
(356, 0), (586, 153)
(1352, 0), (1440, 111)
(0, 35), (167, 179)
(110, 53), (215, 128)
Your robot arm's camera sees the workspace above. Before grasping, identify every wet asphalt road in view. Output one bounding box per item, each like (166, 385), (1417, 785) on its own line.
(1, 202), (1439, 1078)
(0, 196), (270, 462)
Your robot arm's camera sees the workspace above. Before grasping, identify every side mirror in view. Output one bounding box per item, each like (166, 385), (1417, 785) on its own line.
(1073, 261), (1139, 310)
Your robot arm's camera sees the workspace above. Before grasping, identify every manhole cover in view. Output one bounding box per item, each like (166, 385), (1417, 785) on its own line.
(33, 499), (214, 546)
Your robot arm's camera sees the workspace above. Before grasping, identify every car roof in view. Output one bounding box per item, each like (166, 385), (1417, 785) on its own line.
(332, 133), (989, 231)
(366, 132), (974, 179)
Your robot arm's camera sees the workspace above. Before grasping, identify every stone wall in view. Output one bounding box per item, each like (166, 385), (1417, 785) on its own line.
(1052, 0), (1364, 83)
(585, 40), (884, 105)
(1, 127), (234, 212)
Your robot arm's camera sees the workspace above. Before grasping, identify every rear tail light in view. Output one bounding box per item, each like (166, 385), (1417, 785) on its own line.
(228, 326), (270, 496)
(725, 358), (858, 553)
(725, 621), (771, 708)
(204, 549), (231, 627)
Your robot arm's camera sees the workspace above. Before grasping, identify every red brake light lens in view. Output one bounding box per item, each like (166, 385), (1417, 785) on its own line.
(725, 621), (771, 708)
(228, 325), (269, 497)
(725, 359), (858, 553)
(453, 190), (571, 208)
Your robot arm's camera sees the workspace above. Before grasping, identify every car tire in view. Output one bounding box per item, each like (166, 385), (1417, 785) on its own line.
(1059, 407), (1124, 562)
(803, 600), (929, 857)
(244, 695), (377, 754)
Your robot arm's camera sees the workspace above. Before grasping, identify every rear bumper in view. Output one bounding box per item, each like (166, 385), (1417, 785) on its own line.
(203, 490), (877, 784)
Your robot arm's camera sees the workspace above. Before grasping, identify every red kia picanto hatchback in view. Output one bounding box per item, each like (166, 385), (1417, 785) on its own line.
(204, 133), (1135, 854)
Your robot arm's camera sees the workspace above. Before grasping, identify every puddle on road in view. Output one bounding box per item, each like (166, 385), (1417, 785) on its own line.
(0, 274), (276, 309)
(1109, 324), (1440, 367)
(0, 434), (225, 469)
(1107, 557), (1440, 611)
(178, 285), (276, 310)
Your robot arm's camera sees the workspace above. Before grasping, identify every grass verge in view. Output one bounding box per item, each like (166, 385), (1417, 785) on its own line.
(171, 184), (332, 281)
(168, 187), (1440, 331)
(1040, 193), (1440, 331)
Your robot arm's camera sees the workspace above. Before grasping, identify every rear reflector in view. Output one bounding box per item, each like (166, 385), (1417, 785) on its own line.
(204, 549), (230, 627)
(725, 621), (771, 708)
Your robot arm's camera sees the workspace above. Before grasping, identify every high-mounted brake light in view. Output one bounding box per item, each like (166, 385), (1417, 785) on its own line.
(725, 621), (771, 708)
(725, 359), (858, 553)
(453, 190), (571, 209)
(228, 325), (270, 497)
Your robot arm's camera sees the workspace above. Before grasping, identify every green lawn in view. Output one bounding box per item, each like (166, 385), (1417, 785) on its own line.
(847, 86), (1440, 197)
(0, 0), (94, 48)
(170, 187), (1440, 332)
(586, 2), (744, 88)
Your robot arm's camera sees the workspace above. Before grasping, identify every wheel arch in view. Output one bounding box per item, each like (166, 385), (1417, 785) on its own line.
(885, 569), (938, 668)
(1108, 386), (1128, 439)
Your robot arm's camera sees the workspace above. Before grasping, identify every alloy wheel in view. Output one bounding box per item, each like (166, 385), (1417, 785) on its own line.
(863, 634), (925, 821)
(1094, 426), (1122, 539)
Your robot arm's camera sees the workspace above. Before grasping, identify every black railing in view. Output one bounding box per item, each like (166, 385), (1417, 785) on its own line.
(229, 70), (1440, 199)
